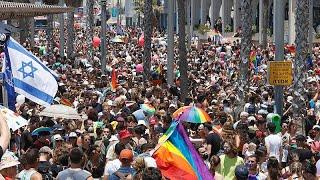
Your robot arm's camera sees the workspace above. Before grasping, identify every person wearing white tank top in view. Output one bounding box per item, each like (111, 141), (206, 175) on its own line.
(17, 149), (42, 180)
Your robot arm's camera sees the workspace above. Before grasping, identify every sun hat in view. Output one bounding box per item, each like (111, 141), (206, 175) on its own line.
(0, 151), (20, 170)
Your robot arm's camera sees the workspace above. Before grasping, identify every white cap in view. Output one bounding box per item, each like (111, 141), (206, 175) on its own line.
(138, 120), (147, 127)
(54, 134), (63, 141)
(169, 104), (176, 108)
(313, 125), (320, 130)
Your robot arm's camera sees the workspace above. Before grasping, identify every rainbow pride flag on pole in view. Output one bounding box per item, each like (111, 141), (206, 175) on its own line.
(152, 121), (213, 180)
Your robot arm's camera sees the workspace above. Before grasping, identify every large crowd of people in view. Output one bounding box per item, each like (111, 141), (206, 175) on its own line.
(1, 19), (320, 180)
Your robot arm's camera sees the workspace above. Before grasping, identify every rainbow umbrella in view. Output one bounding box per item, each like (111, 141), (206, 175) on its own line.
(140, 104), (156, 115)
(172, 106), (211, 123)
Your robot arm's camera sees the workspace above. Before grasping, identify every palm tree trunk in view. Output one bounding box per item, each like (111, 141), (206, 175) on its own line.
(177, 0), (188, 103)
(66, 11), (75, 58)
(293, 0), (309, 134)
(143, 0), (152, 79)
(261, 0), (269, 49)
(47, 14), (54, 58)
(86, 0), (94, 62)
(239, 0), (253, 107)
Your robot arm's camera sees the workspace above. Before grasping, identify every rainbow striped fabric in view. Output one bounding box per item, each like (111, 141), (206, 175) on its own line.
(152, 121), (213, 180)
(110, 68), (117, 92)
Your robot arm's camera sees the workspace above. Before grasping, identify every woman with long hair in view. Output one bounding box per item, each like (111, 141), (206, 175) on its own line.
(267, 157), (282, 180)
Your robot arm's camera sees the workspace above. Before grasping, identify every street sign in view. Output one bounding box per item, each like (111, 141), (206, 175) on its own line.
(268, 61), (293, 86)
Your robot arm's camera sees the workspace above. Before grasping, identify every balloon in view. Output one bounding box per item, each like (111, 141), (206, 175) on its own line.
(93, 36), (101, 48)
(136, 64), (144, 73)
(16, 95), (25, 105)
(138, 35), (144, 47)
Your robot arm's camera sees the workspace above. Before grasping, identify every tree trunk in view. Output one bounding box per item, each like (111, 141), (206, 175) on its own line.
(143, 0), (152, 80)
(261, 0), (269, 49)
(238, 0), (253, 107)
(86, 0), (94, 62)
(293, 0), (309, 135)
(66, 11), (75, 59)
(47, 14), (54, 59)
(177, 0), (188, 103)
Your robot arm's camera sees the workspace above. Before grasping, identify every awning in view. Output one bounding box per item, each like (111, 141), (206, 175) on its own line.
(0, 1), (73, 20)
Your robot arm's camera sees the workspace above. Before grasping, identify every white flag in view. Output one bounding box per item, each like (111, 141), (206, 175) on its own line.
(4, 37), (58, 107)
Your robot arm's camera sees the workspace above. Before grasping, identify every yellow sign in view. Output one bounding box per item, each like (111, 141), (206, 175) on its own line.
(268, 61), (293, 86)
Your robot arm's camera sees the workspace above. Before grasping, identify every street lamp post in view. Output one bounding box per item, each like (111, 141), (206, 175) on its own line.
(273, 0), (285, 116)
(101, 0), (107, 74)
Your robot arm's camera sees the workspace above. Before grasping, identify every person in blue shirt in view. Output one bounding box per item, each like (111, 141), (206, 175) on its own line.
(109, 149), (136, 180)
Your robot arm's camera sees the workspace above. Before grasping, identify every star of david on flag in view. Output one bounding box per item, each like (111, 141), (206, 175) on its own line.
(3, 37), (58, 108)
(18, 61), (38, 78)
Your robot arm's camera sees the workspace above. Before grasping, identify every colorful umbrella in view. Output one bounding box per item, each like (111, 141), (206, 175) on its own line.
(0, 105), (28, 131)
(140, 104), (156, 115)
(172, 106), (211, 123)
(32, 127), (52, 136)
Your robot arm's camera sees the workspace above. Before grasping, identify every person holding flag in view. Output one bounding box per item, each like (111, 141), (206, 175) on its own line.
(2, 36), (58, 110)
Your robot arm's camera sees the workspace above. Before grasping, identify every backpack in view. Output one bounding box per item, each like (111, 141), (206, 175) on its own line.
(112, 171), (131, 180)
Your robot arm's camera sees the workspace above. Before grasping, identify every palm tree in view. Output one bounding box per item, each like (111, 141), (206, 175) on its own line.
(260, 0), (270, 49)
(135, 0), (163, 28)
(293, 0), (310, 134)
(86, 0), (94, 62)
(143, 0), (152, 79)
(65, 0), (82, 59)
(238, 0), (253, 106)
(177, 0), (188, 102)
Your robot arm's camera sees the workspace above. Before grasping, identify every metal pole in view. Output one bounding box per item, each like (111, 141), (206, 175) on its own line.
(59, 0), (65, 57)
(167, 0), (174, 86)
(273, 0), (284, 116)
(101, 0), (107, 74)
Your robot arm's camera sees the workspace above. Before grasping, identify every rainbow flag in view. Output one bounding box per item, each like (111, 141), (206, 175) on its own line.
(110, 69), (117, 92)
(152, 121), (213, 180)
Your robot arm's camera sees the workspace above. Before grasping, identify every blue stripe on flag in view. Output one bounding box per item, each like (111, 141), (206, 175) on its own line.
(7, 39), (58, 79)
(13, 78), (54, 104)
(4, 41), (16, 111)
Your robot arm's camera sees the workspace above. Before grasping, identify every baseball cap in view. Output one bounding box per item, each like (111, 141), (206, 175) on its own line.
(0, 151), (20, 170)
(39, 146), (53, 155)
(119, 149), (133, 161)
(53, 134), (63, 141)
(118, 129), (132, 139)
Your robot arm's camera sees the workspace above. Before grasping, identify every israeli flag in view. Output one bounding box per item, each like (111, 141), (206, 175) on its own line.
(3, 37), (58, 107)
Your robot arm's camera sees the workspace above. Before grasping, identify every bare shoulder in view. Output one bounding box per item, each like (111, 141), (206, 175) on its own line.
(31, 172), (42, 180)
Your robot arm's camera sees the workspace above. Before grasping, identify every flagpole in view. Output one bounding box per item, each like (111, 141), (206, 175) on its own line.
(0, 33), (8, 108)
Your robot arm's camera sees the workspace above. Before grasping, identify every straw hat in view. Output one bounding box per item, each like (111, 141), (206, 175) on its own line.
(0, 151), (20, 170)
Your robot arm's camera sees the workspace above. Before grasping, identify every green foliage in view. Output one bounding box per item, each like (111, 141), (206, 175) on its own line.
(197, 24), (211, 35)
(225, 25), (232, 33)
